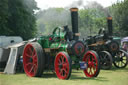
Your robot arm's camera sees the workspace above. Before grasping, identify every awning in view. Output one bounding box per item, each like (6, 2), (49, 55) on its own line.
(121, 37), (128, 42)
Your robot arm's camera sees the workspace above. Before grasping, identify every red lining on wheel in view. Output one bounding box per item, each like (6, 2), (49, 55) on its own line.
(23, 44), (38, 77)
(83, 51), (98, 77)
(54, 52), (70, 79)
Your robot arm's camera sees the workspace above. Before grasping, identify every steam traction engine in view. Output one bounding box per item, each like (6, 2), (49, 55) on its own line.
(22, 8), (100, 79)
(85, 17), (128, 69)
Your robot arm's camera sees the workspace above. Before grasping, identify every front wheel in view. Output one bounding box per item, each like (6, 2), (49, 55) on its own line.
(83, 51), (100, 77)
(113, 49), (128, 68)
(54, 52), (72, 80)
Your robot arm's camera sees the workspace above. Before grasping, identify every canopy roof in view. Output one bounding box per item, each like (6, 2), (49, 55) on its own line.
(121, 37), (128, 42)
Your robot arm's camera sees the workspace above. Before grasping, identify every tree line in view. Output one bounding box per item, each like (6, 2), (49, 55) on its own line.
(0, 0), (38, 40)
(36, 1), (128, 38)
(0, 0), (128, 40)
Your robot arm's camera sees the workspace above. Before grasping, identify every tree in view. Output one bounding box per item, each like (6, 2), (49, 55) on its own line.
(8, 0), (38, 40)
(110, 0), (128, 37)
(0, 0), (10, 35)
(79, 8), (106, 38)
(36, 2), (107, 39)
(36, 8), (71, 35)
(0, 0), (38, 40)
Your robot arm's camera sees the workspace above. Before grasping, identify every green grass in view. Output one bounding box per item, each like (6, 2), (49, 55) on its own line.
(0, 66), (128, 85)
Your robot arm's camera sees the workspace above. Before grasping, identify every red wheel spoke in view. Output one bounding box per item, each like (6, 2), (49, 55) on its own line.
(33, 61), (37, 65)
(93, 61), (97, 66)
(57, 63), (61, 66)
(93, 57), (96, 62)
(63, 69), (68, 77)
(88, 55), (90, 62)
(32, 50), (36, 58)
(92, 64), (96, 71)
(63, 68), (67, 74)
(60, 69), (63, 76)
(89, 54), (93, 62)
(32, 50), (35, 56)
(34, 59), (37, 63)
(91, 57), (94, 61)
(61, 56), (65, 63)
(87, 67), (90, 71)
(56, 68), (60, 71)
(28, 47), (33, 55)
(63, 63), (67, 68)
(33, 64), (37, 74)
(26, 63), (33, 67)
(25, 53), (32, 58)
(29, 66), (34, 73)
(92, 66), (96, 71)
(60, 56), (63, 60)
(57, 59), (62, 66)
(33, 57), (37, 63)
(58, 59), (62, 64)
(92, 63), (96, 68)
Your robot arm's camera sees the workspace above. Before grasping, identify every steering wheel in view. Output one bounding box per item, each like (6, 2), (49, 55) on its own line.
(98, 28), (103, 35)
(98, 28), (106, 35)
(53, 27), (61, 36)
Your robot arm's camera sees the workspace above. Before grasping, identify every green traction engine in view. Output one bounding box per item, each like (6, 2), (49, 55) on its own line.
(85, 17), (128, 70)
(23, 8), (100, 80)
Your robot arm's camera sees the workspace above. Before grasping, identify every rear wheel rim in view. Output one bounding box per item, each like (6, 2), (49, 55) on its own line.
(83, 51), (98, 77)
(23, 44), (38, 77)
(55, 52), (70, 79)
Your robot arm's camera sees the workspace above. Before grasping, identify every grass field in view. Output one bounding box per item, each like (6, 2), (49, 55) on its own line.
(0, 66), (128, 85)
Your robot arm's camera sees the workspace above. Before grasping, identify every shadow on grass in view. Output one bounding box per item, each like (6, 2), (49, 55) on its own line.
(40, 70), (82, 79)
(71, 71), (82, 73)
(41, 73), (57, 78)
(107, 66), (128, 72)
(70, 75), (108, 81)
(38, 71), (108, 81)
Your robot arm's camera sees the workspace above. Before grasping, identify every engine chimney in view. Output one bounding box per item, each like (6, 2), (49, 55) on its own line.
(107, 16), (113, 36)
(70, 8), (79, 41)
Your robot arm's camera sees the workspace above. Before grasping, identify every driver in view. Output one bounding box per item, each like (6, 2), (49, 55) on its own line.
(63, 25), (73, 41)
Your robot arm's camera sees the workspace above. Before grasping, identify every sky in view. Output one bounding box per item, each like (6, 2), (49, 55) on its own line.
(35, 0), (122, 10)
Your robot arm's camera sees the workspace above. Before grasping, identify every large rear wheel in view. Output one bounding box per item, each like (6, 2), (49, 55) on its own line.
(99, 51), (113, 70)
(54, 52), (72, 80)
(113, 49), (128, 68)
(83, 51), (100, 77)
(23, 42), (45, 77)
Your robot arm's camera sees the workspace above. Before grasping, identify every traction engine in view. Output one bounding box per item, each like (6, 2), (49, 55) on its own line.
(85, 17), (128, 69)
(23, 8), (100, 79)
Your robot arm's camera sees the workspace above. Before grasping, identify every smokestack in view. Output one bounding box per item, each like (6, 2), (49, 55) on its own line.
(107, 16), (113, 36)
(70, 8), (79, 40)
